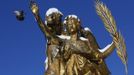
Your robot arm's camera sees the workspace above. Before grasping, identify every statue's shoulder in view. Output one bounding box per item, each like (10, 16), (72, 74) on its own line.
(77, 39), (88, 46)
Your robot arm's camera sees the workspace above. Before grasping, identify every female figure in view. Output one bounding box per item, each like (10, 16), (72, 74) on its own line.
(63, 15), (115, 75)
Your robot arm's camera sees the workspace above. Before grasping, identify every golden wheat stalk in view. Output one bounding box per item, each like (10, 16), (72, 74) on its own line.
(113, 31), (128, 74)
(95, 1), (117, 35)
(95, 1), (128, 75)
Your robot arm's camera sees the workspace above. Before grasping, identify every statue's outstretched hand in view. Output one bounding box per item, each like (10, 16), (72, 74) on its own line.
(30, 1), (39, 15)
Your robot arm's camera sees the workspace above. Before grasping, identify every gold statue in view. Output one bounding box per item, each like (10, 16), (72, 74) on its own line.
(30, 0), (127, 75)
(63, 15), (115, 75)
(30, 1), (66, 75)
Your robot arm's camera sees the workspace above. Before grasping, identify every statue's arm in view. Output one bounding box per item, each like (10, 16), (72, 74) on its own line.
(30, 1), (53, 38)
(34, 14), (52, 38)
(81, 28), (116, 59)
(100, 42), (115, 59)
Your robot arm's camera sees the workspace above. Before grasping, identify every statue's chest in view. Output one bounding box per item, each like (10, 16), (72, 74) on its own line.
(63, 40), (87, 59)
(66, 40), (86, 49)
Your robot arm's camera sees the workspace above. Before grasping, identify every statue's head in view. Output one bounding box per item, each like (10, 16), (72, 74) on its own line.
(64, 15), (81, 34)
(46, 8), (63, 24)
(45, 8), (63, 35)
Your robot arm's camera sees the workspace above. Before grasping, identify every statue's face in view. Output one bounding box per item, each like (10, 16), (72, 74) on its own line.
(66, 18), (80, 34)
(46, 13), (63, 35)
(46, 13), (62, 24)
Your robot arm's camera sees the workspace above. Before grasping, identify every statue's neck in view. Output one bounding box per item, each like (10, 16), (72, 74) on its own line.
(70, 33), (78, 41)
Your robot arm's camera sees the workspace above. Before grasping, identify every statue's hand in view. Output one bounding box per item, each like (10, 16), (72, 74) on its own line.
(30, 1), (39, 15)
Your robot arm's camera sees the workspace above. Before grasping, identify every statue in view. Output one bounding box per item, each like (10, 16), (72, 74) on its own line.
(29, 0), (127, 75)
(30, 1), (66, 75)
(63, 15), (115, 75)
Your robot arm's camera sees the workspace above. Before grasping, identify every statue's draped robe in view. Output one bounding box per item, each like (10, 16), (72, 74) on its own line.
(62, 29), (110, 75)
(81, 29), (111, 75)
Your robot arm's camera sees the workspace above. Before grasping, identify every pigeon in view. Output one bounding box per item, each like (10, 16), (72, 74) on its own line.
(14, 10), (25, 21)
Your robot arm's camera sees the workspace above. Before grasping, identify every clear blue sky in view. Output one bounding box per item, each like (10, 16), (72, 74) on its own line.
(0, 0), (133, 75)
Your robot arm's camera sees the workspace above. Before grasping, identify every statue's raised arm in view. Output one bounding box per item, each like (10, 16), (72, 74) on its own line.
(30, 1), (54, 38)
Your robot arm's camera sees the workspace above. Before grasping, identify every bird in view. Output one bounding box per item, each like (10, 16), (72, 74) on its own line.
(14, 10), (25, 21)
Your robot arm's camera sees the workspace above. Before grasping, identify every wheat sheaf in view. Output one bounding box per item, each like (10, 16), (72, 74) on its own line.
(95, 1), (128, 75)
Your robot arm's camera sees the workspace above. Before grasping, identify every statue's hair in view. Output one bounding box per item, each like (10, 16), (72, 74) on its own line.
(46, 8), (63, 16)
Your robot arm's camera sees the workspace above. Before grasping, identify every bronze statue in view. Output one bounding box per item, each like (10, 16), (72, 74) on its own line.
(29, 0), (127, 75)
(30, 3), (114, 75)
(63, 15), (115, 75)
(30, 1), (66, 75)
